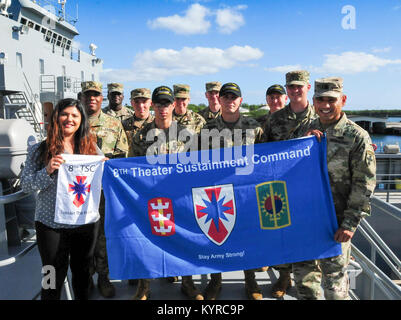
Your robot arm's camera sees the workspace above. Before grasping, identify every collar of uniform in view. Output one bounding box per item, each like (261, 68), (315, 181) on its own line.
(286, 101), (312, 120)
(132, 114), (154, 127)
(319, 112), (347, 137)
(173, 109), (191, 120)
(89, 110), (105, 127)
(220, 114), (243, 128)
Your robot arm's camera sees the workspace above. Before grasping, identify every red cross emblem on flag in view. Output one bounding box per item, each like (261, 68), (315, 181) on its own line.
(68, 176), (91, 208)
(148, 198), (175, 237)
(192, 184), (236, 246)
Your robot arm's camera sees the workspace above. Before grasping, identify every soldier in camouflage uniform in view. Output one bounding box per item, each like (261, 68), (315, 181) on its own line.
(103, 83), (135, 122)
(132, 86), (203, 301)
(292, 77), (376, 300)
(256, 84), (287, 125)
(263, 71), (317, 298)
(202, 83), (265, 300)
(81, 81), (129, 298)
(173, 84), (206, 134)
(122, 88), (155, 157)
(265, 71), (316, 141)
(198, 81), (222, 123)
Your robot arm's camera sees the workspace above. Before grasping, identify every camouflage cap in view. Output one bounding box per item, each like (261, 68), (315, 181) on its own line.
(314, 77), (343, 99)
(173, 84), (190, 99)
(219, 82), (242, 97)
(266, 84), (286, 96)
(131, 88), (151, 100)
(205, 81), (222, 92)
(286, 70), (310, 86)
(107, 83), (124, 94)
(152, 86), (174, 104)
(81, 81), (103, 94)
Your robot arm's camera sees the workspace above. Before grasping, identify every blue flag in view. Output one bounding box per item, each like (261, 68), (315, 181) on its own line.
(103, 136), (341, 280)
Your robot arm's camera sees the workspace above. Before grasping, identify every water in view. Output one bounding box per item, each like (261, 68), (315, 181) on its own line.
(369, 117), (401, 150)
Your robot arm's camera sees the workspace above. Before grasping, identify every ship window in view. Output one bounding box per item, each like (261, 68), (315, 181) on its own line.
(28, 21), (34, 29)
(35, 24), (41, 31)
(16, 53), (23, 68)
(45, 30), (52, 42)
(39, 59), (44, 74)
(52, 33), (57, 44)
(20, 18), (27, 25)
(41, 27), (46, 34)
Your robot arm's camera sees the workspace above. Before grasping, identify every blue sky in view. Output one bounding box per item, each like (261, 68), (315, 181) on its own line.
(65, 0), (401, 109)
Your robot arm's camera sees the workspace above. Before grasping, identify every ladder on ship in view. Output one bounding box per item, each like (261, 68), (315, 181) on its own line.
(3, 72), (45, 141)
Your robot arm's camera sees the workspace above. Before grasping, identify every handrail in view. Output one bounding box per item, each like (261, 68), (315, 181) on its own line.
(0, 241), (37, 267)
(0, 190), (31, 205)
(352, 245), (401, 299)
(358, 219), (401, 279)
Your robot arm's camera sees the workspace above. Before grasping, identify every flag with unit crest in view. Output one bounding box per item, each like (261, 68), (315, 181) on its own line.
(103, 136), (342, 280)
(55, 154), (104, 225)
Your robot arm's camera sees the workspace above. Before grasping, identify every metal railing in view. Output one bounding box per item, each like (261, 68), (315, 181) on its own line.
(350, 195), (401, 299)
(0, 189), (73, 299)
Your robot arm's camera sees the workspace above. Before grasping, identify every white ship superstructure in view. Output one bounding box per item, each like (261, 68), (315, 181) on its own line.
(0, 0), (102, 138)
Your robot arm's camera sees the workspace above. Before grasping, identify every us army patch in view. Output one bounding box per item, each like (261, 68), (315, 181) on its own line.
(256, 181), (291, 230)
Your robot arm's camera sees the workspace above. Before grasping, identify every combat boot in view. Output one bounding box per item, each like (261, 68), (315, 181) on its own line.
(244, 269), (263, 300)
(271, 270), (292, 298)
(181, 276), (204, 300)
(203, 273), (222, 300)
(97, 274), (115, 298)
(132, 279), (150, 300)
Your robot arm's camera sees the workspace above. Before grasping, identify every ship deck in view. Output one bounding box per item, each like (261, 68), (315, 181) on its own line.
(0, 237), (298, 300)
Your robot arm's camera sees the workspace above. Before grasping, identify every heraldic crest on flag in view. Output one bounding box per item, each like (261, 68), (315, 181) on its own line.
(256, 181), (291, 230)
(68, 176), (91, 208)
(192, 184), (236, 246)
(148, 198), (175, 237)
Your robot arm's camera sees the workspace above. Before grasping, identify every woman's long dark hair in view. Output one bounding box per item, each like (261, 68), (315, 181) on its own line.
(37, 98), (97, 165)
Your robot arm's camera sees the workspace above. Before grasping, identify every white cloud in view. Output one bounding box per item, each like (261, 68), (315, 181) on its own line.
(215, 5), (247, 34)
(147, 3), (211, 35)
(315, 52), (401, 74)
(371, 47), (392, 53)
(265, 65), (303, 73)
(266, 52), (401, 75)
(101, 45), (263, 82)
(393, 5), (401, 10)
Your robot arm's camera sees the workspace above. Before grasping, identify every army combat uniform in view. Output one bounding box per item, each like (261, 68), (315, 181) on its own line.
(198, 81), (222, 123)
(173, 84), (206, 134)
(103, 105), (135, 122)
(292, 77), (376, 300)
(202, 83), (266, 300)
(89, 111), (129, 281)
(265, 103), (316, 141)
(123, 88), (155, 156)
(131, 121), (187, 157)
(103, 83), (135, 122)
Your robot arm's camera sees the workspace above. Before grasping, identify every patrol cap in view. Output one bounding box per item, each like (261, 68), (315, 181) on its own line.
(286, 70), (310, 86)
(81, 81), (103, 94)
(314, 77), (343, 99)
(152, 86), (174, 104)
(173, 84), (190, 99)
(107, 83), (124, 94)
(266, 84), (286, 96)
(131, 88), (151, 100)
(219, 82), (242, 97)
(205, 81), (222, 92)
